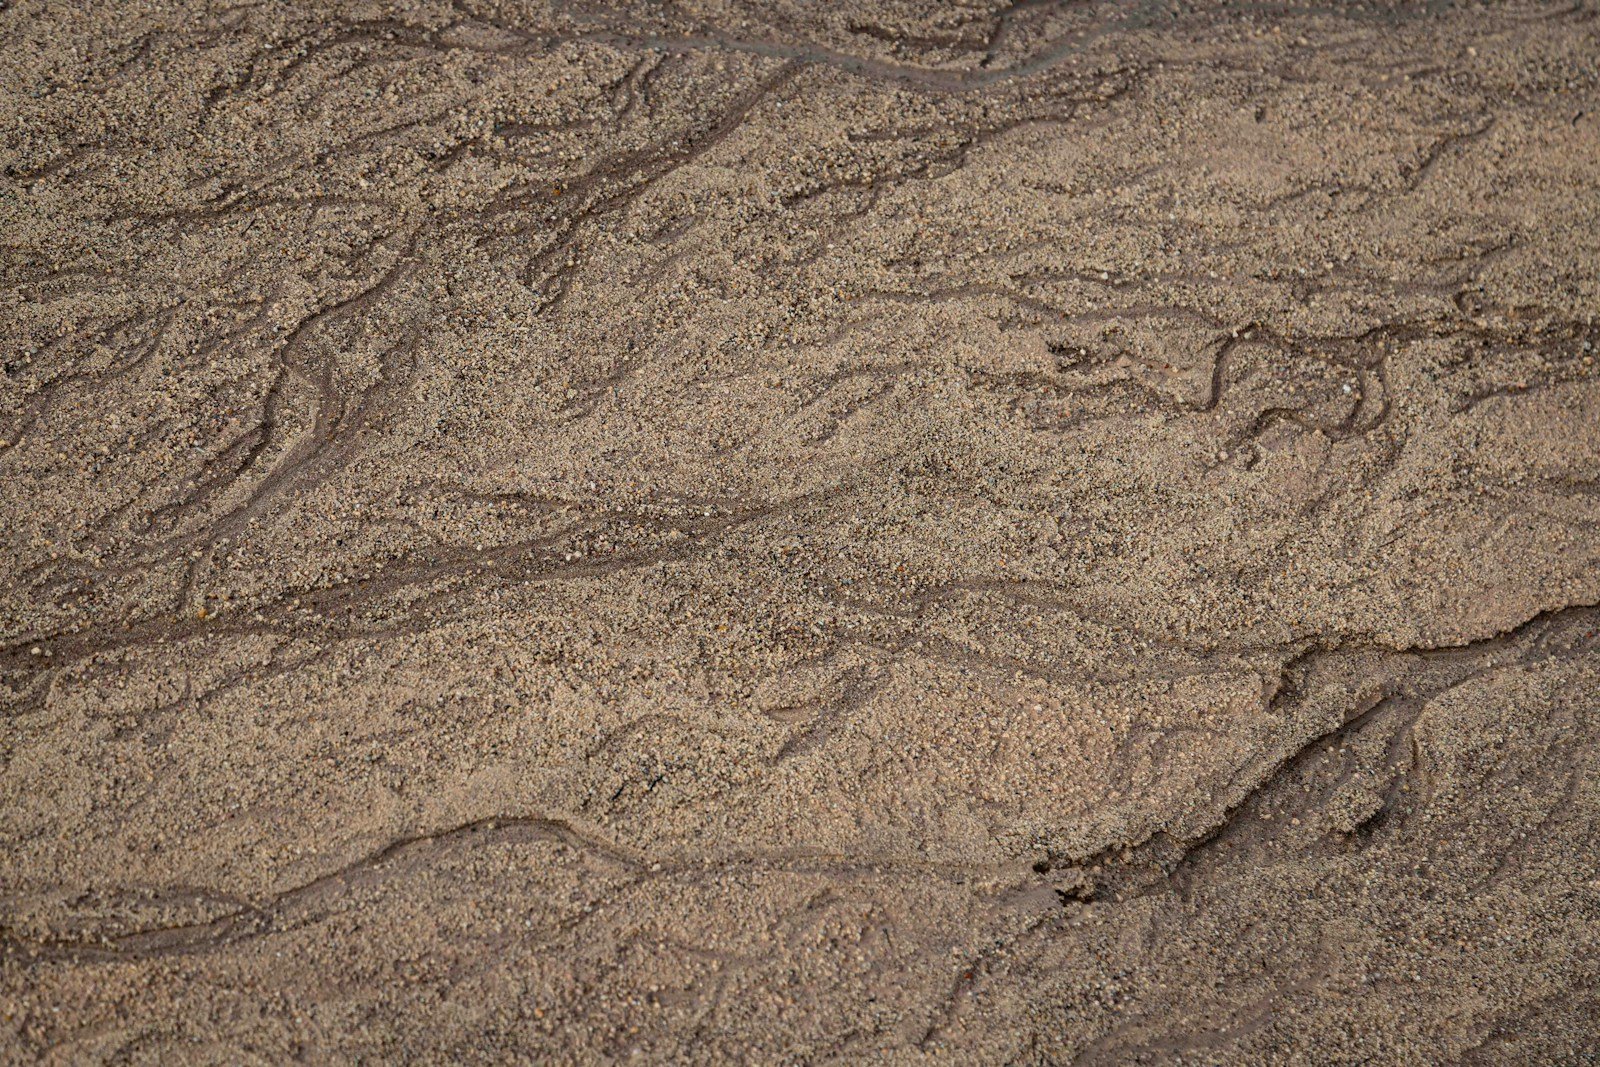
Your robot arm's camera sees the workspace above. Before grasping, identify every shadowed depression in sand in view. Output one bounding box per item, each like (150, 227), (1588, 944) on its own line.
(2, 0), (1600, 1062)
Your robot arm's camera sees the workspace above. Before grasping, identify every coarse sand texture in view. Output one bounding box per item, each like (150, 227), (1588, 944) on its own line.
(2, 1), (1599, 1063)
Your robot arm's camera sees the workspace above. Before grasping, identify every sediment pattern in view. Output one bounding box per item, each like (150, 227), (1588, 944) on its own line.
(3, 1), (1599, 1062)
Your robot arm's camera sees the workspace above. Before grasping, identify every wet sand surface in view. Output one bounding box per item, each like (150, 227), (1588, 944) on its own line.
(3, 0), (1600, 1062)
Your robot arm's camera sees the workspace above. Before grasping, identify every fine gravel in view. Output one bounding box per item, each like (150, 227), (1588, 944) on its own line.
(3, 0), (1599, 1062)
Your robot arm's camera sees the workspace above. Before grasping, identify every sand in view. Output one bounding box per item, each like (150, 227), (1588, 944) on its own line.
(2, 0), (1599, 1062)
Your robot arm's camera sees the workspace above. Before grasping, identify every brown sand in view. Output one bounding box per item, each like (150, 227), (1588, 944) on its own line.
(3, 0), (1600, 1062)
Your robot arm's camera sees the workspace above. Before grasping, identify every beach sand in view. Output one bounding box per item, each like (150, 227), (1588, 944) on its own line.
(3, 1), (1599, 1061)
